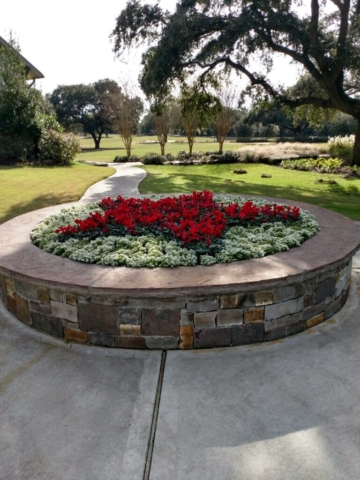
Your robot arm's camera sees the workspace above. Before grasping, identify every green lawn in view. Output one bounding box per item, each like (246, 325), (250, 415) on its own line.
(2, 153), (359, 228)
(78, 135), (239, 162)
(140, 163), (360, 220)
(0, 162), (115, 224)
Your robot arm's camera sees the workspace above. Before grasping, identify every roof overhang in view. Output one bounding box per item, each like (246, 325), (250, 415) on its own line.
(0, 35), (44, 80)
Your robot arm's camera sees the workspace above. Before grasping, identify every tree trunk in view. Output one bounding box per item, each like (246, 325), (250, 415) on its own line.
(121, 135), (132, 158)
(91, 133), (101, 149)
(186, 128), (195, 154)
(218, 139), (224, 153)
(160, 143), (165, 155)
(351, 121), (360, 166)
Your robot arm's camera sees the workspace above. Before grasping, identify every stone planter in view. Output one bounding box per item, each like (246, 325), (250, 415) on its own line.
(0, 197), (359, 349)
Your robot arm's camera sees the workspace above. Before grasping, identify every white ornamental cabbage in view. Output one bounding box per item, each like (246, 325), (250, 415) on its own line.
(30, 195), (319, 268)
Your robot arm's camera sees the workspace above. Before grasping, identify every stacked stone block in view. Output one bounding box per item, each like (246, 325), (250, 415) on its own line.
(0, 258), (353, 349)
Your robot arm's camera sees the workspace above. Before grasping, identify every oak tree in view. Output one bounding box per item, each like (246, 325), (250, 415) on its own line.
(112, 0), (360, 165)
(48, 79), (120, 149)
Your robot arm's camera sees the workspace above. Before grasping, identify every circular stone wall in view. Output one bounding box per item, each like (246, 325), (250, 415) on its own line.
(0, 197), (359, 349)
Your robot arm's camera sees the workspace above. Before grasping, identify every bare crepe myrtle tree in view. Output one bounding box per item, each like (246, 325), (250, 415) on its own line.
(214, 85), (239, 152)
(151, 102), (172, 155)
(112, 82), (143, 157)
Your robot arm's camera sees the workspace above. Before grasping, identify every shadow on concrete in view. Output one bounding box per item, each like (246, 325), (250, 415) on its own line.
(0, 193), (76, 225)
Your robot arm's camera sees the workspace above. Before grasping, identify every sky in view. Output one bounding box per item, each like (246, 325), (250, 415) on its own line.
(1, 0), (300, 97)
(0, 0), (158, 94)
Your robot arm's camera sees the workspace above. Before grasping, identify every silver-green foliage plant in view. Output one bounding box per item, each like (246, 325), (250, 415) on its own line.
(31, 195), (319, 268)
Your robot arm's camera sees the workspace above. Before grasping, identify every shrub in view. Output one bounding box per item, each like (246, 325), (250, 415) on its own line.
(162, 150), (241, 165)
(0, 136), (33, 164)
(128, 155), (140, 162)
(113, 155), (139, 163)
(328, 135), (354, 163)
(176, 151), (204, 160)
(38, 130), (81, 165)
(281, 157), (344, 173)
(114, 155), (128, 163)
(206, 150), (241, 163)
(282, 157), (360, 175)
(141, 152), (165, 164)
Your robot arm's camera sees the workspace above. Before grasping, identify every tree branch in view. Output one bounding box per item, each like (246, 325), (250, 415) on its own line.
(310, 0), (319, 45)
(191, 56), (333, 109)
(305, 0), (331, 71)
(335, 0), (351, 73)
(330, 0), (343, 9)
(255, 28), (323, 84)
(344, 84), (360, 92)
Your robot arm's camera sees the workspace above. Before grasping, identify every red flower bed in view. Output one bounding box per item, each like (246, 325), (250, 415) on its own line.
(56, 191), (300, 247)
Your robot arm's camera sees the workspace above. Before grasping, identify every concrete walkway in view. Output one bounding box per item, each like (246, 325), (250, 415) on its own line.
(79, 162), (147, 203)
(1, 164), (360, 480)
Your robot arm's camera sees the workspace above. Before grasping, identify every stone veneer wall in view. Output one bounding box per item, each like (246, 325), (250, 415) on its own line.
(0, 257), (352, 350)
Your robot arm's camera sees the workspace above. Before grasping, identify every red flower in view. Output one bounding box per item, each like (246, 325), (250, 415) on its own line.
(56, 191), (301, 246)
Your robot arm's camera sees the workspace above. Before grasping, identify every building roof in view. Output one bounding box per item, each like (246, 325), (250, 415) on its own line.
(0, 35), (44, 80)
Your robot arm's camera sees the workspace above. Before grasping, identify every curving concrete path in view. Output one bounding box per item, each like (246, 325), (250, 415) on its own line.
(1, 164), (360, 479)
(79, 162), (147, 203)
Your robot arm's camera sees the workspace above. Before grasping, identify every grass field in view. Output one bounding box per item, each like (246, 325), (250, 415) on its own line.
(78, 135), (330, 162)
(2, 138), (358, 225)
(140, 163), (360, 220)
(0, 162), (115, 224)
(78, 135), (239, 162)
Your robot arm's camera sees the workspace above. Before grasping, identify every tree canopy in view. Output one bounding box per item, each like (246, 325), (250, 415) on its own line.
(48, 79), (120, 149)
(179, 84), (221, 153)
(0, 35), (61, 160)
(112, 0), (360, 164)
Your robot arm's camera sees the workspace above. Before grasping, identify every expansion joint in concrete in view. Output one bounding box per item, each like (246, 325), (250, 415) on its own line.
(143, 350), (167, 480)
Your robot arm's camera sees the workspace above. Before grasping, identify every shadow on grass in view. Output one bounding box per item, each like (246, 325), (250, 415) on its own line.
(140, 172), (360, 220)
(326, 178), (360, 196)
(0, 163), (79, 171)
(0, 192), (77, 225)
(81, 147), (126, 152)
(0, 164), (26, 170)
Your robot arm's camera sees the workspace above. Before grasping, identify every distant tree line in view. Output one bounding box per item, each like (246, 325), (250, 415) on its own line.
(139, 93), (357, 142)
